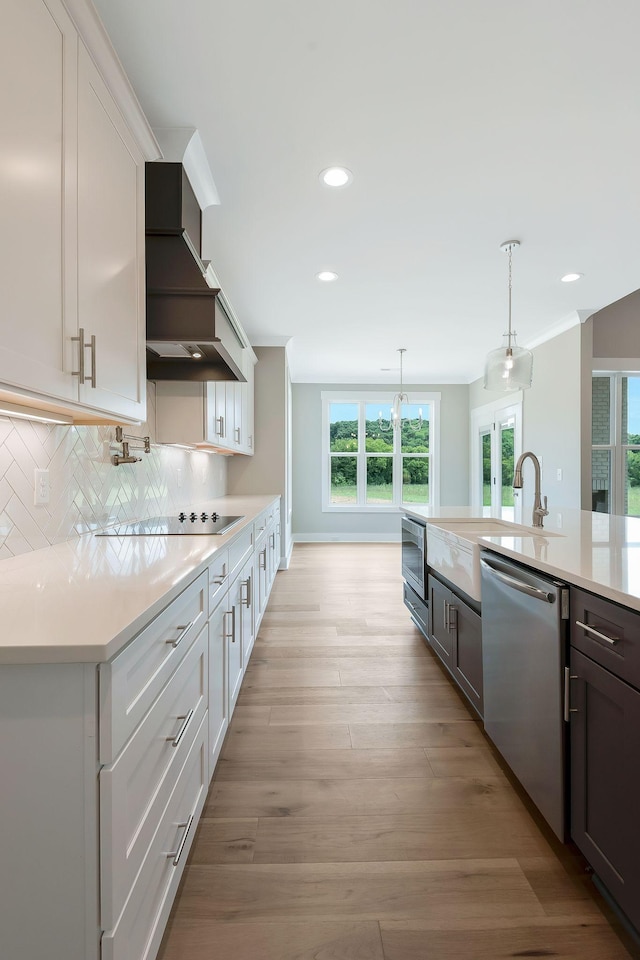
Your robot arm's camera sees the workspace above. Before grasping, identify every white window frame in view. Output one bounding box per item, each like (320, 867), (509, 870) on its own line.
(592, 370), (640, 516)
(470, 394), (523, 522)
(321, 391), (440, 513)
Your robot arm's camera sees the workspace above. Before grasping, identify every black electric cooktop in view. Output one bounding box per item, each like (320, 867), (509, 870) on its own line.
(96, 513), (244, 536)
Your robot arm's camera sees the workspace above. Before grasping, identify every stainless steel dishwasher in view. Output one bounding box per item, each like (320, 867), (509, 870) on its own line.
(480, 551), (569, 841)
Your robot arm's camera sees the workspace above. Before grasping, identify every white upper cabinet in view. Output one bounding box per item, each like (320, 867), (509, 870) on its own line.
(155, 356), (256, 456)
(76, 43), (146, 419)
(0, 0), (77, 402)
(0, 0), (154, 423)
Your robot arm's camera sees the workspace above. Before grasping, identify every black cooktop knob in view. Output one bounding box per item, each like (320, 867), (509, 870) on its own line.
(200, 512), (208, 521)
(189, 512), (197, 522)
(178, 512), (186, 522)
(211, 512), (219, 522)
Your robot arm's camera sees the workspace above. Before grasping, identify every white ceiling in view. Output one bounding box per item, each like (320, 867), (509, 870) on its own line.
(94, 0), (640, 384)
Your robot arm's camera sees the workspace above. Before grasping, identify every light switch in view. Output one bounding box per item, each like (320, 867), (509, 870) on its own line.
(556, 468), (563, 481)
(34, 468), (50, 505)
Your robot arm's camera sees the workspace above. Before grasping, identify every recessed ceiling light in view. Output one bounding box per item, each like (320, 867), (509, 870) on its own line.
(316, 271), (338, 282)
(560, 272), (583, 282)
(319, 167), (353, 187)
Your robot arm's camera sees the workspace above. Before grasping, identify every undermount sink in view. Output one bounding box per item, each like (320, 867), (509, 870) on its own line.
(425, 517), (565, 602)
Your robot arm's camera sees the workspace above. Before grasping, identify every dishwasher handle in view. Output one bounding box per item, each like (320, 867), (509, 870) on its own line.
(480, 557), (555, 604)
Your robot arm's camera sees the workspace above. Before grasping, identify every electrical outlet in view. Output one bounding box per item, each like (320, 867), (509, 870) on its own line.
(556, 468), (563, 481)
(34, 468), (50, 505)
(176, 468), (182, 489)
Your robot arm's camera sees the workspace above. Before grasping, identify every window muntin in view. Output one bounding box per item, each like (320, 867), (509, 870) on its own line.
(323, 393), (439, 511)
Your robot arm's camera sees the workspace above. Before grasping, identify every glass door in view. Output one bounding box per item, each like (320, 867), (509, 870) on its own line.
(471, 398), (522, 520)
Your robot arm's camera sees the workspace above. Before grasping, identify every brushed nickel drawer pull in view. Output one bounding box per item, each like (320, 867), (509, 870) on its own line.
(575, 620), (619, 645)
(212, 563), (227, 586)
(166, 708), (195, 748)
(166, 814), (195, 866)
(165, 621), (195, 648)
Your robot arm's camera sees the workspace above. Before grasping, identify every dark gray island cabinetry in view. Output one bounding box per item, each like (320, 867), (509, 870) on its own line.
(569, 587), (640, 933)
(427, 573), (483, 718)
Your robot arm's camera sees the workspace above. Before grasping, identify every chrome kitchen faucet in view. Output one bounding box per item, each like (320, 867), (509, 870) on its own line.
(513, 451), (549, 528)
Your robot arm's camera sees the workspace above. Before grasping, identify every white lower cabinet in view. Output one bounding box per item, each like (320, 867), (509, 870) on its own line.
(208, 599), (229, 778)
(101, 714), (208, 960)
(0, 501), (280, 960)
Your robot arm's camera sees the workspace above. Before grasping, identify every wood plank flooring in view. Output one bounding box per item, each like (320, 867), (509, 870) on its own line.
(158, 543), (638, 960)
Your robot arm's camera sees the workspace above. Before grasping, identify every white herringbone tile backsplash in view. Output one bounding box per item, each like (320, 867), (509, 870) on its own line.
(0, 383), (227, 559)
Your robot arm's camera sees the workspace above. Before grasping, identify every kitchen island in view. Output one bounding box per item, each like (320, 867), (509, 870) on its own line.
(402, 503), (640, 941)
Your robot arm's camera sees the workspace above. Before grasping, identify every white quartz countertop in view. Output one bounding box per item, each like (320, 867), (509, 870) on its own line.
(0, 495), (279, 664)
(403, 504), (640, 613)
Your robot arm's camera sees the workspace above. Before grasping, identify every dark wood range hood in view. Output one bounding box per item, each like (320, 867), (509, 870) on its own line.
(145, 162), (245, 382)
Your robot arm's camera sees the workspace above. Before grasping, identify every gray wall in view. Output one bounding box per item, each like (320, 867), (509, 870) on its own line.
(292, 382), (469, 540)
(228, 347), (292, 562)
(469, 324), (584, 515)
(591, 288), (640, 358)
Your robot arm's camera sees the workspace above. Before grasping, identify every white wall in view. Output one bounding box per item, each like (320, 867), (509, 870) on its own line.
(469, 324), (584, 517)
(292, 382), (470, 540)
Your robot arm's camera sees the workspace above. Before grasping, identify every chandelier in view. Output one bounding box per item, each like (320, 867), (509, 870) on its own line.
(378, 348), (423, 432)
(484, 240), (533, 392)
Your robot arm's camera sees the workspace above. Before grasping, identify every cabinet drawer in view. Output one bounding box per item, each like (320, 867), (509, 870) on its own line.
(254, 510), (269, 540)
(208, 546), (230, 611)
(101, 713), (208, 960)
(100, 626), (207, 929)
(229, 525), (253, 576)
(100, 571), (208, 762)
(571, 586), (640, 686)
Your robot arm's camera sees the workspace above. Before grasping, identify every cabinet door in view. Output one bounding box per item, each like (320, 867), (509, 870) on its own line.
(233, 382), (243, 450)
(208, 601), (228, 779)
(76, 44), (146, 419)
(570, 647), (640, 929)
(0, 0), (78, 402)
(227, 577), (244, 716)
(450, 598), (483, 716)
(428, 576), (453, 664)
(239, 557), (255, 664)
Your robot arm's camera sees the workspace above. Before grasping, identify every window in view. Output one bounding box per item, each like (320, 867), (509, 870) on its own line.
(592, 373), (640, 516)
(322, 392), (440, 511)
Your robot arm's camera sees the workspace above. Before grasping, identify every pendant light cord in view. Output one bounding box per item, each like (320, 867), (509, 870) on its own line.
(507, 245), (513, 356)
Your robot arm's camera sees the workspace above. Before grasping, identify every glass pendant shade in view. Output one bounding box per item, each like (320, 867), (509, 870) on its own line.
(484, 334), (533, 392)
(484, 240), (533, 392)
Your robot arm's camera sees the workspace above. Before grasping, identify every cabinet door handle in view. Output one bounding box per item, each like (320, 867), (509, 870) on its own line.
(249, 435), (253, 449)
(166, 620), (195, 648)
(444, 600), (450, 631)
(563, 666), (580, 722)
(224, 607), (236, 642)
(241, 576), (252, 608)
(72, 327), (86, 383)
(216, 415), (225, 438)
(166, 814), (195, 866)
(86, 333), (97, 388)
(449, 604), (457, 632)
(259, 548), (266, 570)
(575, 620), (619, 645)
(235, 427), (241, 443)
(166, 708), (195, 747)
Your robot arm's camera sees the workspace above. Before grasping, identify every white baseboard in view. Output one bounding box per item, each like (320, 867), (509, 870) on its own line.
(279, 540), (294, 569)
(292, 533), (401, 543)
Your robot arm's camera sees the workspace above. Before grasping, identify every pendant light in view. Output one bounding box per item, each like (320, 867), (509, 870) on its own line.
(378, 348), (423, 431)
(484, 240), (533, 391)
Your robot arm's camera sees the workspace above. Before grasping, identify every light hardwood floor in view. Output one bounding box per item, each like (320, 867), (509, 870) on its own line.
(158, 543), (638, 960)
